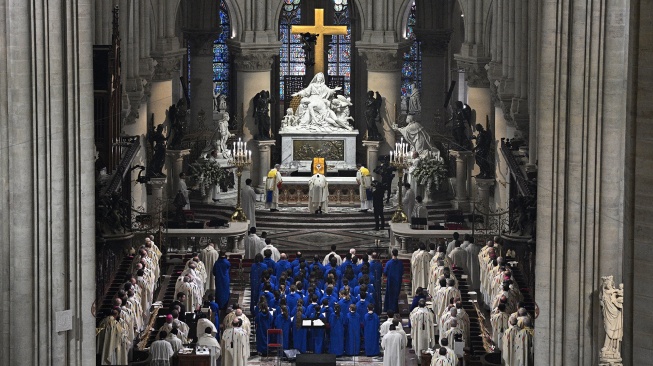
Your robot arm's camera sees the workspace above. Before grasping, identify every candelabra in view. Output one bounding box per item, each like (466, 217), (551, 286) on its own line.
(389, 138), (412, 223)
(228, 137), (252, 222)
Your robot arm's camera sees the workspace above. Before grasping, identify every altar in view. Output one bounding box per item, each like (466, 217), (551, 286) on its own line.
(279, 130), (359, 170)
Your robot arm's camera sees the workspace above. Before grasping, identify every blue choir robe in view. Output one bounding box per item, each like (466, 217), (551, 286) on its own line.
(328, 313), (345, 356)
(263, 257), (277, 273)
(337, 298), (352, 312)
(311, 313), (326, 354)
(343, 311), (361, 356)
(286, 292), (301, 314)
(250, 263), (268, 313)
(255, 311), (273, 353)
(363, 312), (380, 356)
(370, 261), (383, 314)
(209, 301), (220, 335)
(291, 319), (307, 353)
(212, 258), (231, 309)
(275, 260), (292, 278)
(355, 299), (370, 321)
(273, 314), (292, 349)
(383, 259), (404, 312)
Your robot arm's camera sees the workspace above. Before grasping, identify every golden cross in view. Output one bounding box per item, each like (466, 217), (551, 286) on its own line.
(291, 8), (348, 75)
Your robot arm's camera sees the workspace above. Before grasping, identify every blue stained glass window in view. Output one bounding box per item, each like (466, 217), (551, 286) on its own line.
(328, 0), (351, 95)
(279, 1), (304, 98)
(402, 1), (421, 97)
(213, 1), (231, 98)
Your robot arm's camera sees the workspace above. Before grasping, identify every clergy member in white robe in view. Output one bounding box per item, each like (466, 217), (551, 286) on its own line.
(431, 347), (454, 366)
(514, 318), (534, 366)
(265, 164), (282, 211)
(501, 317), (520, 366)
(244, 227), (266, 260)
(165, 329), (184, 353)
(208, 151), (221, 203)
(96, 310), (129, 365)
(150, 331), (174, 366)
(197, 327), (222, 366)
(411, 243), (432, 294)
(241, 178), (257, 228)
(200, 242), (219, 291)
(381, 325), (407, 366)
(356, 164), (373, 211)
(221, 319), (250, 366)
(409, 300), (435, 361)
(412, 195), (428, 219)
(490, 303), (510, 349)
(260, 239), (281, 261)
(308, 171), (329, 214)
(402, 183), (415, 220)
(179, 172), (191, 210)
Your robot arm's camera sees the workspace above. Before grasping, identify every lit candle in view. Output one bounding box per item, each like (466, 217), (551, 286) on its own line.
(390, 151), (393, 162)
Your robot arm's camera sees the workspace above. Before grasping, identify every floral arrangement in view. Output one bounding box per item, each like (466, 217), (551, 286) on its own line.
(189, 158), (227, 196)
(411, 155), (448, 192)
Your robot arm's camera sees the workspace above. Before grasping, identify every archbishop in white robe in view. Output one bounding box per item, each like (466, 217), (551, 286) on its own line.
(241, 181), (257, 227)
(308, 173), (329, 213)
(381, 329), (407, 366)
(409, 305), (435, 360)
(221, 325), (249, 366)
(411, 247), (431, 294)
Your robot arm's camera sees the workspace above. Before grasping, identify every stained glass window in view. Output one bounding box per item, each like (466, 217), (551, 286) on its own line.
(327, 0), (351, 95)
(279, 0), (304, 98)
(213, 0), (231, 97)
(402, 2), (421, 97)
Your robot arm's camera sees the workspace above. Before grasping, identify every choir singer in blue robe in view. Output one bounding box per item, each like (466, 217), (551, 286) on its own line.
(363, 303), (380, 356)
(213, 251), (231, 310)
(383, 249), (403, 313)
(255, 305), (273, 355)
(328, 303), (345, 356)
(343, 304), (361, 356)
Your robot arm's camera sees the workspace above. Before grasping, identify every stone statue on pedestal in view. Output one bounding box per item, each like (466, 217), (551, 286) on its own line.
(218, 94), (227, 113)
(213, 83), (219, 112)
(472, 124), (494, 178)
(599, 275), (623, 366)
(408, 82), (421, 115)
(447, 101), (473, 151)
(147, 124), (167, 178)
(253, 90), (273, 140)
(365, 90), (383, 140)
(392, 115), (440, 159)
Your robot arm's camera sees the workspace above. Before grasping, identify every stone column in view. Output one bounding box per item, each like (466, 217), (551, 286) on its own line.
(149, 53), (183, 124)
(187, 31), (220, 130)
(255, 140), (276, 189)
(416, 30), (453, 129)
(148, 177), (167, 226)
(0, 1), (96, 364)
(474, 178), (495, 215)
(166, 149), (191, 197)
(451, 150), (472, 211)
(362, 140), (381, 174)
(358, 46), (405, 156)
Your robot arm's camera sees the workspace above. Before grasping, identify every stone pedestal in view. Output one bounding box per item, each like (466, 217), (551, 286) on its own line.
(451, 150), (473, 211)
(362, 140), (381, 174)
(148, 177), (167, 226)
(165, 149), (191, 197)
(279, 131), (359, 169)
(474, 178), (495, 215)
(255, 140), (275, 189)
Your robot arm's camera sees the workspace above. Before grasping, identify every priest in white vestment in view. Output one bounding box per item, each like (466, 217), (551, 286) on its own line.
(379, 310), (395, 338)
(464, 240), (482, 290)
(409, 300), (435, 361)
(441, 319), (465, 351)
(411, 243), (432, 294)
(402, 183), (415, 221)
(200, 243), (219, 291)
(322, 244), (343, 266)
(221, 319), (250, 366)
(150, 331), (174, 366)
(197, 327), (222, 366)
(448, 241), (468, 272)
(514, 318), (534, 366)
(438, 339), (458, 366)
(96, 310), (129, 365)
(241, 178), (257, 227)
(308, 171), (329, 214)
(501, 317), (520, 366)
(179, 172), (191, 210)
(490, 304), (510, 349)
(260, 239), (281, 261)
(381, 325), (407, 366)
(165, 329), (184, 353)
(244, 227), (266, 260)
(431, 347), (454, 366)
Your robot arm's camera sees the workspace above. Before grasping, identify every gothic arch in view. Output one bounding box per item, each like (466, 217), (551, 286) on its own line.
(173, 0), (243, 40)
(271, 0), (367, 36)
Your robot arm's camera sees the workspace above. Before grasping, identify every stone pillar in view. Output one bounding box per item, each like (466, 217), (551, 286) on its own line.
(255, 140), (276, 189)
(362, 140), (381, 174)
(474, 178), (495, 215)
(149, 53), (182, 123)
(188, 32), (220, 130)
(416, 30), (453, 129)
(451, 150), (472, 211)
(148, 177), (167, 226)
(0, 1), (96, 364)
(166, 149), (191, 197)
(358, 46), (405, 156)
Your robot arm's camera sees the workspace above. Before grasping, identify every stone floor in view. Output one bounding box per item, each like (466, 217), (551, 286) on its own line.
(245, 349), (420, 365)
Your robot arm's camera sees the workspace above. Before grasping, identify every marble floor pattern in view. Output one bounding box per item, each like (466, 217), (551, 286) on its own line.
(245, 349), (419, 365)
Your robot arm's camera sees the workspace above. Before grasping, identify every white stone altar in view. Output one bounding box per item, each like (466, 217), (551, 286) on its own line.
(280, 130), (359, 169)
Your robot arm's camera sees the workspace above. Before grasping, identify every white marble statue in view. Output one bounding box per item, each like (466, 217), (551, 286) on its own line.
(393, 115), (440, 159)
(280, 108), (297, 131)
(201, 112), (233, 159)
(289, 72), (354, 132)
(409, 82), (421, 115)
(599, 275), (623, 365)
(218, 94), (228, 112)
(213, 83), (219, 112)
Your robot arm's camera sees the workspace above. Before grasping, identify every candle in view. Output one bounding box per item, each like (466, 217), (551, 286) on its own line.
(390, 151), (393, 162)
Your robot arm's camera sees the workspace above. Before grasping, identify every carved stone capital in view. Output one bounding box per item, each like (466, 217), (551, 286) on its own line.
(416, 29), (453, 57)
(186, 31), (221, 57)
(124, 81), (144, 125)
(358, 49), (404, 72)
(456, 56), (491, 88)
(152, 53), (182, 81)
(232, 50), (276, 72)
